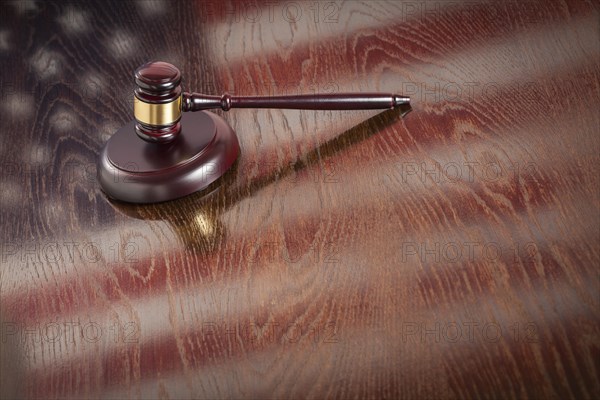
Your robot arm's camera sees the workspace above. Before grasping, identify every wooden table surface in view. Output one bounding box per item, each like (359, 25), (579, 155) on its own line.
(1, 0), (599, 398)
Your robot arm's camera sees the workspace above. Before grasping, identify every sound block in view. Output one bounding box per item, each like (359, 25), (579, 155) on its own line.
(98, 112), (239, 203)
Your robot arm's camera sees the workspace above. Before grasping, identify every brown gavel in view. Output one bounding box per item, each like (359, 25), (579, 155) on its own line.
(99, 61), (411, 203)
(134, 61), (410, 143)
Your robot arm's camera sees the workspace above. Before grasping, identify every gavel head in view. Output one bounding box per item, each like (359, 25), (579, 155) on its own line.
(134, 61), (183, 143)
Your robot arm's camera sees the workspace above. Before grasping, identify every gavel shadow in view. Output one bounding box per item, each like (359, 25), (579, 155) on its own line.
(109, 104), (411, 249)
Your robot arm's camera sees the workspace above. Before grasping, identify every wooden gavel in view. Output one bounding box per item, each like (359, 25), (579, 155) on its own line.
(99, 61), (411, 203)
(133, 61), (410, 143)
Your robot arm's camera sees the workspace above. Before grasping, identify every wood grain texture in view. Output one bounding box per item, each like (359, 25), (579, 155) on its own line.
(0, 0), (599, 399)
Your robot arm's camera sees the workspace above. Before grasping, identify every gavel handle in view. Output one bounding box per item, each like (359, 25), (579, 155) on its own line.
(182, 92), (410, 112)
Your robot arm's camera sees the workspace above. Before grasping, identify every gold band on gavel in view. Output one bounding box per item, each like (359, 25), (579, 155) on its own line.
(134, 95), (182, 126)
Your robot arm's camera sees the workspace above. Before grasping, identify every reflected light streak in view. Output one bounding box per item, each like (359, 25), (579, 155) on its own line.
(194, 212), (215, 237)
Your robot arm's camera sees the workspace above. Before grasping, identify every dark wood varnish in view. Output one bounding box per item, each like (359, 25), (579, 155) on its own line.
(0, 1), (598, 399)
(183, 92), (411, 111)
